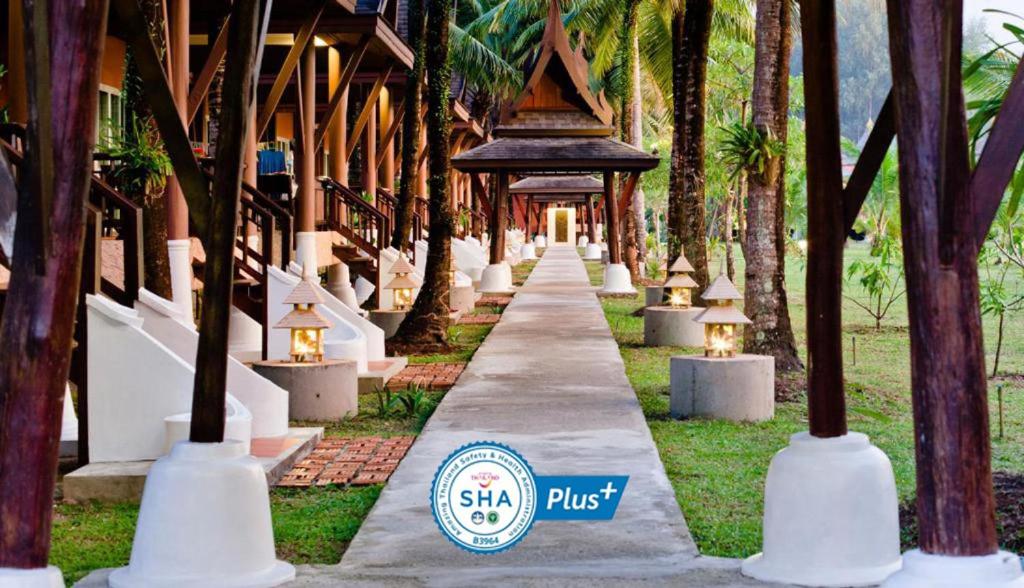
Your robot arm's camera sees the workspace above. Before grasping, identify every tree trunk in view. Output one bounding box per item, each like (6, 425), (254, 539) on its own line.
(392, 0), (453, 348)
(742, 0), (802, 371)
(620, 0), (643, 280)
(0, 0), (109, 567)
(724, 187), (735, 280)
(390, 0), (425, 252)
(121, 0), (173, 299)
(886, 0), (998, 555)
(668, 0), (713, 295)
(631, 33), (647, 274)
(993, 312), (1003, 378)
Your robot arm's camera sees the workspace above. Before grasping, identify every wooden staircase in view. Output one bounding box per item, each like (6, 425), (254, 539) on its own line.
(320, 177), (392, 300)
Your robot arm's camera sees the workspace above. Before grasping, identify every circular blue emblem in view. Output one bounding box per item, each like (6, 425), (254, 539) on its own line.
(430, 441), (538, 554)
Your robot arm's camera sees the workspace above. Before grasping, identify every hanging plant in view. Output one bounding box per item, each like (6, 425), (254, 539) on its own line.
(105, 118), (173, 202)
(718, 120), (784, 183)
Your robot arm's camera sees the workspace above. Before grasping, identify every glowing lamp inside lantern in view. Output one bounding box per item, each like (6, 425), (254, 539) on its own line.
(385, 253), (421, 311)
(693, 273), (751, 359)
(275, 269), (332, 364)
(663, 255), (698, 309)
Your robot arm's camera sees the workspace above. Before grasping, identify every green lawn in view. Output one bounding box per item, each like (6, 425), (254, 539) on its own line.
(590, 243), (1024, 558)
(47, 260), (537, 584)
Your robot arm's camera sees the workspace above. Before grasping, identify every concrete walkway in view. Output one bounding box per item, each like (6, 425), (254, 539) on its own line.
(297, 246), (775, 587)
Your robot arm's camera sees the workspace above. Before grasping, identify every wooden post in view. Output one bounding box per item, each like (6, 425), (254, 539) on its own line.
(5, 0), (27, 123)
(380, 87), (395, 191)
(361, 93), (378, 202)
(800, 1), (847, 438)
(525, 195), (533, 237)
(604, 172), (621, 263)
(327, 46), (349, 185)
(586, 194), (597, 243)
(166, 0), (189, 243)
(886, 0), (998, 556)
(296, 42), (316, 234)
(0, 0), (109, 567)
(490, 171), (509, 264)
(190, 0), (264, 442)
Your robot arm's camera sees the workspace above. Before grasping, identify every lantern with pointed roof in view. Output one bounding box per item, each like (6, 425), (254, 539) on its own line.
(663, 254), (699, 308)
(275, 268), (332, 363)
(693, 273), (751, 358)
(385, 254), (420, 311)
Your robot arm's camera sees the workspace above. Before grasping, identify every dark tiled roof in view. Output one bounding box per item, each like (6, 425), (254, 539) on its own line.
(396, 0), (409, 41)
(509, 175), (603, 193)
(497, 110), (609, 135)
(452, 137), (659, 172)
(356, 0), (385, 15)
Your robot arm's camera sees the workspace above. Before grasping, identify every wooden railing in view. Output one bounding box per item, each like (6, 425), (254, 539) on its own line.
(321, 177), (389, 261)
(242, 180), (292, 269)
(377, 187), (423, 254)
(89, 176), (144, 306)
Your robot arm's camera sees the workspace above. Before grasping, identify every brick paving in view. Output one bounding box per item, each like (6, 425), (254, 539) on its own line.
(386, 362), (466, 391)
(476, 295), (513, 308)
(457, 313), (501, 325)
(277, 435), (415, 488)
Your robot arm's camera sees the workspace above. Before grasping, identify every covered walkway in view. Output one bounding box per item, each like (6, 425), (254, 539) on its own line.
(301, 246), (771, 586)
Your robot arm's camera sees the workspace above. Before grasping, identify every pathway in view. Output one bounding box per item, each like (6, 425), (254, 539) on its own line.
(300, 246), (775, 586)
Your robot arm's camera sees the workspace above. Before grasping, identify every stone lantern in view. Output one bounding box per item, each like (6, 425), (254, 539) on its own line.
(693, 274), (751, 358)
(385, 254), (420, 311)
(663, 254), (699, 309)
(275, 271), (332, 363)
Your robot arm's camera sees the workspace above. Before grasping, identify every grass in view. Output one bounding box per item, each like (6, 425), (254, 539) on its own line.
(49, 276), (516, 584)
(591, 243), (1024, 558)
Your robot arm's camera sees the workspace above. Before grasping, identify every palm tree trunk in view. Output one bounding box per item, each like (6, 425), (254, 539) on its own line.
(392, 0), (453, 348)
(390, 0), (426, 252)
(122, 0), (173, 299)
(724, 187), (735, 280)
(620, 0), (642, 281)
(742, 0), (802, 370)
(631, 35), (647, 275)
(669, 0), (713, 294)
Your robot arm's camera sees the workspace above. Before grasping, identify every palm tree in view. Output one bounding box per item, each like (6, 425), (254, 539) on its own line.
(393, 0), (457, 348)
(668, 0), (715, 295)
(390, 0), (426, 251)
(741, 0), (801, 370)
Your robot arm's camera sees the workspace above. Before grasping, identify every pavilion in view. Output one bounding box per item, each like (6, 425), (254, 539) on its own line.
(453, 0), (658, 292)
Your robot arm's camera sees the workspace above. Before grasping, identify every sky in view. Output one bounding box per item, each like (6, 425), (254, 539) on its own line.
(963, 0), (1022, 45)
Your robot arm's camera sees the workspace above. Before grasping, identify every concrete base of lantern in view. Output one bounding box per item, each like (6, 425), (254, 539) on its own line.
(643, 306), (704, 347)
(108, 441), (295, 588)
(368, 309), (407, 339)
(599, 263), (636, 295)
(0, 566), (64, 588)
(881, 549), (1024, 588)
(533, 235), (547, 248)
(582, 243), (603, 260)
(450, 284), (476, 314)
(577, 235), (589, 248)
(479, 263), (515, 295)
(742, 431), (902, 587)
(520, 243), (537, 260)
(253, 360), (358, 421)
(670, 354), (774, 421)
(645, 285), (665, 307)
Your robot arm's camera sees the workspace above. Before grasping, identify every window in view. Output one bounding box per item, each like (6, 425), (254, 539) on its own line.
(97, 85), (124, 148)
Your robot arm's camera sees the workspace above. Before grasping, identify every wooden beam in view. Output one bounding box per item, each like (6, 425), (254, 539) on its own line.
(970, 59), (1024, 246)
(376, 99), (406, 167)
(314, 34), (371, 150)
(605, 172), (622, 264)
(255, 0), (325, 139)
(618, 172), (640, 219)
(585, 194), (597, 242)
(842, 92), (895, 233)
(471, 173), (492, 217)
(186, 16), (231, 124)
(345, 65), (394, 159)
(801, 0), (848, 438)
(190, 0), (265, 442)
(490, 171), (509, 264)
(887, 0), (999, 556)
(111, 0), (209, 237)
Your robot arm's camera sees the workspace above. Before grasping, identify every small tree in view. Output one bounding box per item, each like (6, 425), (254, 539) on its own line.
(845, 236), (905, 331)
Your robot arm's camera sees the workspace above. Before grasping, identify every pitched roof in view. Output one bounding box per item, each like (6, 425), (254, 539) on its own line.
(664, 273), (699, 289)
(452, 137), (659, 172)
(275, 307), (334, 330)
(694, 305), (752, 325)
(509, 175), (603, 194)
(701, 274), (744, 301)
(500, 0), (613, 132)
(668, 254), (695, 273)
(283, 279), (324, 305)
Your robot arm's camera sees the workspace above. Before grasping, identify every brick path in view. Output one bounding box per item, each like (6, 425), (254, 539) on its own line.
(457, 313), (501, 325)
(277, 435), (416, 487)
(386, 362), (466, 390)
(475, 295), (513, 307)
